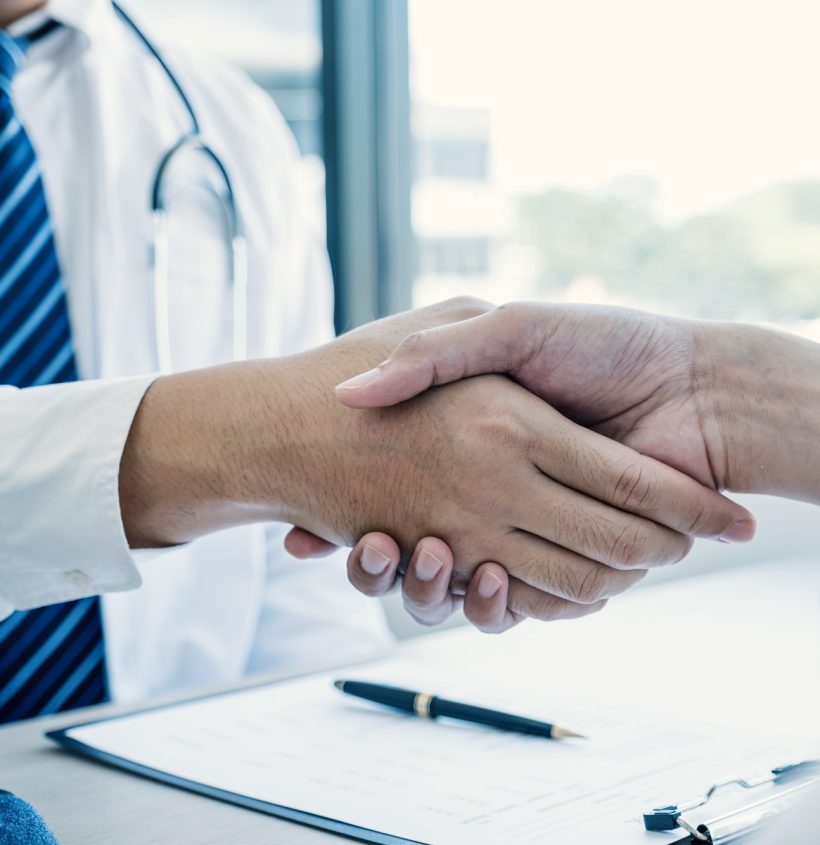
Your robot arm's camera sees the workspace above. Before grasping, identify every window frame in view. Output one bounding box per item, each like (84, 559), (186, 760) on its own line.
(321, 0), (415, 333)
(320, 1), (813, 585)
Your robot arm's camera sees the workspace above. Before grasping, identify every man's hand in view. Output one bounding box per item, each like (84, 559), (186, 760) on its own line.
(283, 528), (520, 633)
(284, 364), (737, 622)
(347, 535), (521, 633)
(335, 301), (820, 503)
(336, 303), (723, 488)
(120, 298), (495, 548)
(321, 302), (795, 631)
(121, 297), (752, 627)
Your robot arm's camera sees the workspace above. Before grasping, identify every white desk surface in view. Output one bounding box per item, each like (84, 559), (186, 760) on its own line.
(2, 555), (818, 845)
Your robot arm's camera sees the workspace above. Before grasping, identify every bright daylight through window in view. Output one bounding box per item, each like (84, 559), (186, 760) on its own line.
(410, 0), (820, 341)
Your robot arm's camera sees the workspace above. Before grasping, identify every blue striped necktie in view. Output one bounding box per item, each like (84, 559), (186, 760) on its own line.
(0, 25), (107, 723)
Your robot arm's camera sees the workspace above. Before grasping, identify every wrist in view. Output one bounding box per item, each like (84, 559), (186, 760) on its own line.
(254, 334), (433, 547)
(120, 355), (368, 547)
(120, 363), (288, 547)
(695, 322), (820, 502)
(261, 298), (492, 540)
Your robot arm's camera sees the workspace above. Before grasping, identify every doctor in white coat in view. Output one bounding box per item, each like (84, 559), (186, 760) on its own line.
(0, 0), (753, 724)
(0, 0), (393, 706)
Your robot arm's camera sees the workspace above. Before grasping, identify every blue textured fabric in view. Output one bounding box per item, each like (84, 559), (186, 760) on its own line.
(0, 27), (107, 725)
(0, 792), (60, 845)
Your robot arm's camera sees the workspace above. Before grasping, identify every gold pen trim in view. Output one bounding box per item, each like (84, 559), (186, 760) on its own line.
(413, 692), (434, 718)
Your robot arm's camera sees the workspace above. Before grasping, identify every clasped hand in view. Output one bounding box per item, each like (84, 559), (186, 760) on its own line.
(285, 299), (754, 632)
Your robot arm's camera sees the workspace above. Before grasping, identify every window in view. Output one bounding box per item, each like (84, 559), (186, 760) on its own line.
(122, 1), (815, 578)
(407, 0), (817, 572)
(408, 0), (820, 345)
(419, 238), (490, 276)
(415, 107), (489, 181)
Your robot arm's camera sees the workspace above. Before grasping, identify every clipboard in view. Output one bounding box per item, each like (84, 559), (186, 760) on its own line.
(643, 760), (820, 844)
(42, 654), (813, 845)
(48, 688), (422, 845)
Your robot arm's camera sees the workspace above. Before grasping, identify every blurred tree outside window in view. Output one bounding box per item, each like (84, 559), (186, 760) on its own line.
(410, 0), (820, 340)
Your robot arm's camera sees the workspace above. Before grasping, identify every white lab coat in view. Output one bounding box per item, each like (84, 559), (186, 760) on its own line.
(0, 0), (392, 703)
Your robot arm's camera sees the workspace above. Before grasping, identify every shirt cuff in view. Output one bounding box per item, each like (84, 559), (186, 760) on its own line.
(0, 375), (157, 612)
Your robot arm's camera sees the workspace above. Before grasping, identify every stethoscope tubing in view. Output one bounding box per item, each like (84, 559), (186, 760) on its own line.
(112, 1), (248, 372)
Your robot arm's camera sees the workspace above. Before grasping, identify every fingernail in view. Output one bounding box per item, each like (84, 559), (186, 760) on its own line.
(361, 544), (390, 575)
(477, 569), (503, 599)
(336, 367), (381, 391)
(415, 548), (445, 582)
(719, 518), (756, 544)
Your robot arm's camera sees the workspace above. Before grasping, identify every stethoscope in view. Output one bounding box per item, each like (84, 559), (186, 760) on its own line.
(112, 2), (248, 372)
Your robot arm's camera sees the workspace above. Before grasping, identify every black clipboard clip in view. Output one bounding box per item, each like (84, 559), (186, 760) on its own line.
(643, 759), (820, 843)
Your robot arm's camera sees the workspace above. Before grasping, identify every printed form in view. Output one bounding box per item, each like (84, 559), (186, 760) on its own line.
(62, 654), (803, 844)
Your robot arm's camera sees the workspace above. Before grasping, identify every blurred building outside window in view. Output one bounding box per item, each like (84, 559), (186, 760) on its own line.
(409, 0), (820, 344)
(105, 0), (816, 622)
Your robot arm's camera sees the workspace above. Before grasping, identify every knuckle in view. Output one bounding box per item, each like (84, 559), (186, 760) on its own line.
(574, 566), (610, 604)
(465, 604), (498, 633)
(441, 295), (492, 321)
(494, 301), (529, 324)
(530, 595), (570, 622)
(403, 592), (451, 626)
(611, 463), (660, 513)
(465, 602), (504, 634)
(583, 598), (608, 617)
(402, 588), (442, 614)
(508, 581), (571, 623)
(393, 329), (430, 360)
(474, 403), (530, 451)
(352, 578), (387, 598)
(464, 603), (495, 633)
(684, 499), (725, 538)
(403, 594), (432, 620)
(607, 522), (650, 568)
(681, 498), (709, 535)
(347, 563), (390, 597)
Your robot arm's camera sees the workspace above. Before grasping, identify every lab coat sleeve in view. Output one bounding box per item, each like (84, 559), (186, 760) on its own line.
(273, 147), (337, 352)
(0, 376), (154, 619)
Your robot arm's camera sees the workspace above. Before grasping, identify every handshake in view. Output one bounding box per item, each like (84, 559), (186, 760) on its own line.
(283, 298), (759, 633)
(123, 298), (820, 632)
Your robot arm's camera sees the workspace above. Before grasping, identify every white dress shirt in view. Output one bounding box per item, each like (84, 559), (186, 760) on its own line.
(0, 0), (392, 702)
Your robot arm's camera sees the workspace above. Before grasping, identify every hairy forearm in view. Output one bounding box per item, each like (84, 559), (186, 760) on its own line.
(697, 323), (820, 503)
(118, 298), (488, 548)
(120, 360), (297, 547)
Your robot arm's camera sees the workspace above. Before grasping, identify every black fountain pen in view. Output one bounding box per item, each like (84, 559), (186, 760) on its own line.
(334, 680), (586, 740)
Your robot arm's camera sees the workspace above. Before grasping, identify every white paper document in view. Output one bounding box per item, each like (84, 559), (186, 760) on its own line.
(61, 654), (803, 844)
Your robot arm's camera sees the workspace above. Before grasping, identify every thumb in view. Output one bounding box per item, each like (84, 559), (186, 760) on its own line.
(335, 308), (522, 408)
